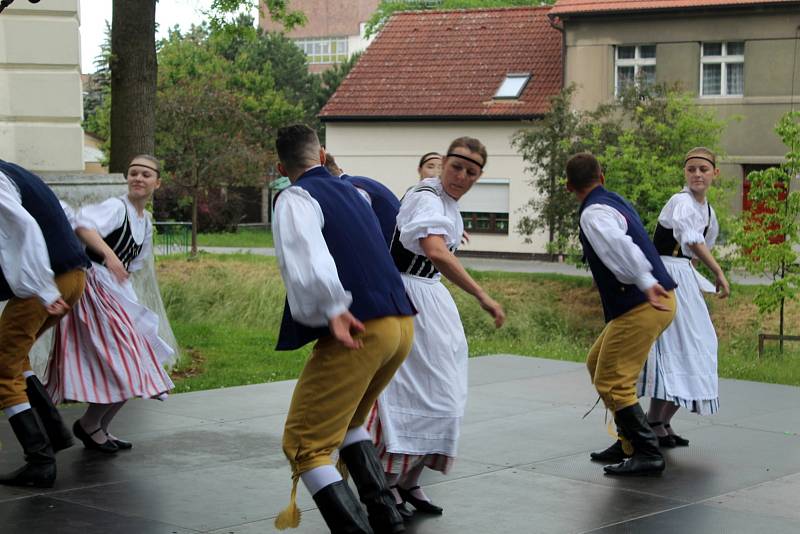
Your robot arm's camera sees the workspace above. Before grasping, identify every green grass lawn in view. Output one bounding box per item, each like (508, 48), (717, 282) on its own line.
(196, 228), (274, 248)
(156, 254), (800, 393)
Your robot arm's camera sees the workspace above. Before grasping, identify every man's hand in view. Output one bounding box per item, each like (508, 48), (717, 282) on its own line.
(461, 231), (471, 245)
(329, 311), (366, 349)
(105, 254), (129, 284)
(45, 297), (70, 317)
(479, 295), (506, 328)
(644, 283), (671, 311)
(715, 272), (730, 299)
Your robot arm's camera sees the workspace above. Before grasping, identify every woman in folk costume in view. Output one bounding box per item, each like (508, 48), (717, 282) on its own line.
(45, 155), (174, 453)
(417, 152), (442, 181)
(638, 147), (730, 446)
(369, 137), (506, 517)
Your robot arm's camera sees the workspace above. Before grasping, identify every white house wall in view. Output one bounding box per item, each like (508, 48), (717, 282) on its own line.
(0, 0), (83, 172)
(325, 121), (550, 255)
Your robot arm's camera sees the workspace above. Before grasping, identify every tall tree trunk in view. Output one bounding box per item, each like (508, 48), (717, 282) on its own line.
(191, 188), (199, 258)
(780, 261), (786, 352)
(110, 0), (157, 173)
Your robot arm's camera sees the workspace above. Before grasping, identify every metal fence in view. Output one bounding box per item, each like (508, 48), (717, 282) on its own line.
(154, 222), (191, 255)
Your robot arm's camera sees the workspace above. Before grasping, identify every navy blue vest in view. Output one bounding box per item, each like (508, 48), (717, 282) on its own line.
(0, 161), (89, 301)
(579, 186), (676, 322)
(276, 166), (415, 351)
(341, 174), (400, 247)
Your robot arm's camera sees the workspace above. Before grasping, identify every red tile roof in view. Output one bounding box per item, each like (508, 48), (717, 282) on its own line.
(550, 0), (800, 17)
(320, 7), (562, 121)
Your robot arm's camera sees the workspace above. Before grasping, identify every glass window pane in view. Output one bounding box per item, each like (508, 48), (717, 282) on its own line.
(702, 63), (721, 95)
(476, 214), (491, 231)
(495, 215), (509, 233)
(639, 45), (656, 58)
(617, 66), (635, 94)
(727, 41), (744, 56)
(703, 42), (722, 56)
(462, 213), (475, 230)
(727, 62), (744, 95)
(495, 74), (530, 98)
(617, 46), (635, 59)
(640, 65), (656, 87)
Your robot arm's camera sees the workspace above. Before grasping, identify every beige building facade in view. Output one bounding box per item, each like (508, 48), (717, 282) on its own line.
(0, 0), (83, 172)
(325, 121), (550, 255)
(259, 0), (377, 72)
(554, 2), (800, 204)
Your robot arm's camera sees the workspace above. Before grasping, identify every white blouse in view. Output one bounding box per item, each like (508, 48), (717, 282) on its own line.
(273, 185), (352, 328)
(0, 170), (61, 305)
(397, 177), (463, 266)
(658, 189), (719, 258)
(76, 195), (153, 272)
(580, 203), (658, 292)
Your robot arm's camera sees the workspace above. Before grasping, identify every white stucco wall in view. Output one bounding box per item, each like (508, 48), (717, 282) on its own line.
(0, 0), (83, 172)
(324, 121), (550, 255)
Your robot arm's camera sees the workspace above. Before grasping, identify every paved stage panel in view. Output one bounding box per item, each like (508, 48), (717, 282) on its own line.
(1, 355), (799, 533)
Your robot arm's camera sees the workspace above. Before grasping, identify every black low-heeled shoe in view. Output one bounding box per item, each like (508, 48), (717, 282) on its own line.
(664, 424), (689, 446)
(72, 421), (119, 453)
(658, 435), (676, 448)
(106, 433), (133, 450)
(391, 486), (414, 520)
(397, 486), (443, 515)
(649, 421), (676, 448)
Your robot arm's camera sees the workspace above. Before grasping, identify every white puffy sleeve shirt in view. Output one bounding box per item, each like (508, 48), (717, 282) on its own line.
(0, 170), (61, 305)
(273, 185), (352, 327)
(75, 196), (152, 272)
(658, 190), (719, 258)
(397, 178), (461, 256)
(580, 204), (658, 292)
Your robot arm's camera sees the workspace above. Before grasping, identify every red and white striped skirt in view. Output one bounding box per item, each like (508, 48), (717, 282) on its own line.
(366, 403), (454, 475)
(44, 267), (174, 405)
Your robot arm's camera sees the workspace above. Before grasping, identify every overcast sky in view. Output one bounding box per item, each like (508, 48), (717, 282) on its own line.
(79, 0), (258, 74)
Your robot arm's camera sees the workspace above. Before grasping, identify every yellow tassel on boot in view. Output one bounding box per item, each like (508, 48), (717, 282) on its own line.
(274, 475), (302, 530)
(607, 416), (634, 456)
(335, 455), (349, 482)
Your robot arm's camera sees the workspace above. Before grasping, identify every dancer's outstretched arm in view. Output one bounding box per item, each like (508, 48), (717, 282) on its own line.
(419, 234), (505, 328)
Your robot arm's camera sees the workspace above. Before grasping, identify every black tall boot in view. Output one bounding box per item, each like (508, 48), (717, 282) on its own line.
(0, 409), (56, 488)
(339, 440), (405, 534)
(604, 404), (665, 476)
(312, 480), (374, 534)
(25, 375), (73, 452)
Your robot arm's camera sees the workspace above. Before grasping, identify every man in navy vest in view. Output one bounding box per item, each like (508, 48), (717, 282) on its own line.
(272, 125), (415, 534)
(0, 160), (89, 488)
(323, 152), (399, 247)
(566, 153), (677, 477)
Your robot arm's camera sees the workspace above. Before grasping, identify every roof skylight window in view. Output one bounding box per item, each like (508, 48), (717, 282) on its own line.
(494, 73), (531, 99)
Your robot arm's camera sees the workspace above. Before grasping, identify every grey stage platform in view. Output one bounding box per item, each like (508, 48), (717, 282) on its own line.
(2, 355), (800, 533)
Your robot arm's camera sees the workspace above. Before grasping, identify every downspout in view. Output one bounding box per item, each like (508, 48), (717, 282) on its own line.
(548, 14), (566, 91)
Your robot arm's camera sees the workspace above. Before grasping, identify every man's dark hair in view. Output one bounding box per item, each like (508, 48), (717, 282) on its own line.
(566, 152), (602, 191)
(276, 124), (321, 175)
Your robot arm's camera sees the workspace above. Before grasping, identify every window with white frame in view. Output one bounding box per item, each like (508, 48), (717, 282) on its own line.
(701, 41), (744, 97)
(458, 180), (510, 235)
(615, 44), (656, 95)
(294, 37), (349, 65)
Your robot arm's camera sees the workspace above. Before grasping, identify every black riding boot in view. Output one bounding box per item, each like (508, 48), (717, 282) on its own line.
(604, 404), (665, 476)
(26, 375), (73, 452)
(339, 440), (405, 534)
(312, 480), (374, 534)
(0, 409), (56, 488)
